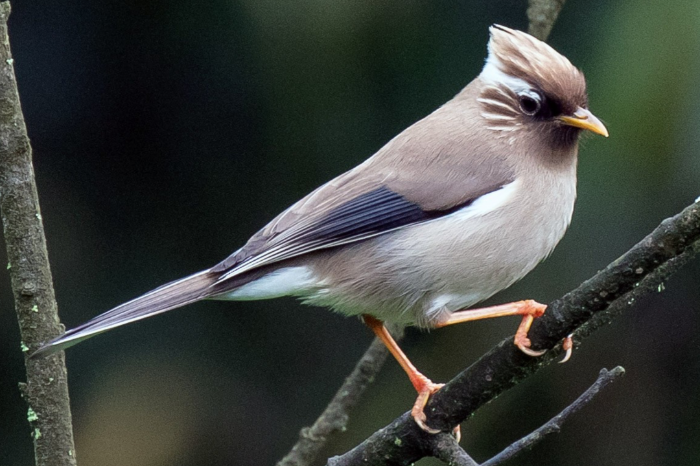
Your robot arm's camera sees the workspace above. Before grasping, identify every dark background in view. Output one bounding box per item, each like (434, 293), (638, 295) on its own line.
(2, 1), (700, 465)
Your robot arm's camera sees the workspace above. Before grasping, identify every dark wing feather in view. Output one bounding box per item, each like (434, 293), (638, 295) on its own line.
(301, 186), (477, 241)
(285, 187), (442, 242)
(211, 182), (489, 287)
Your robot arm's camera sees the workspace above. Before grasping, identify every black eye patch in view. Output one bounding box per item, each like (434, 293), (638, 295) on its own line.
(536, 94), (563, 120)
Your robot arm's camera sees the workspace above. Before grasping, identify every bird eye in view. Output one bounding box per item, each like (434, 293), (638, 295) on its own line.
(518, 92), (542, 116)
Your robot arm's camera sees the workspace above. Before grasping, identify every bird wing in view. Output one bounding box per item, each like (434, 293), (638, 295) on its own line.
(212, 106), (515, 284)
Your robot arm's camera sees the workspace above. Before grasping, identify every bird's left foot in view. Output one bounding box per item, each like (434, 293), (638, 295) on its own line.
(512, 304), (575, 362)
(513, 300), (547, 357)
(435, 299), (548, 357)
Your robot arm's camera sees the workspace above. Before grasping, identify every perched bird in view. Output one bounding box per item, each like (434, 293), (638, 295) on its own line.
(33, 25), (607, 434)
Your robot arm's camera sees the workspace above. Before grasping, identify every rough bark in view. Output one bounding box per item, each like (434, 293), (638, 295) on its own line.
(0, 2), (77, 465)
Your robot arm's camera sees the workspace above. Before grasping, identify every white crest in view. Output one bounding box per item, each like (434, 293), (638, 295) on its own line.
(479, 54), (531, 94)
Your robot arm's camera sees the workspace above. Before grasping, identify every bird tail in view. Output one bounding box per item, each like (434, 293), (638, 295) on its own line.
(31, 270), (219, 358)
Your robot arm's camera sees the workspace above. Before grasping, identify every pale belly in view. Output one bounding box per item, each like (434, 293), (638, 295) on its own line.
(302, 181), (575, 327)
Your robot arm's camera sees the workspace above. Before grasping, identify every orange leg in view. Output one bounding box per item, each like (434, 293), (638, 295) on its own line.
(362, 301), (549, 437)
(435, 299), (547, 357)
(363, 315), (449, 436)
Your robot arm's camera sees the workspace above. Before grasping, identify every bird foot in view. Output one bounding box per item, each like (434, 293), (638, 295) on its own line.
(515, 335), (547, 357)
(411, 381), (461, 442)
(513, 301), (547, 357)
(412, 381), (444, 434)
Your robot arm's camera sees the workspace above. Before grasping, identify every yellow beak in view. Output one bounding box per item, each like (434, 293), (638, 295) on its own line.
(558, 107), (609, 137)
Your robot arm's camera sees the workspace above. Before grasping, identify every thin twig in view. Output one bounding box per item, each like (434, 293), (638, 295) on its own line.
(0, 2), (77, 465)
(482, 366), (625, 466)
(277, 336), (394, 466)
(433, 367), (625, 466)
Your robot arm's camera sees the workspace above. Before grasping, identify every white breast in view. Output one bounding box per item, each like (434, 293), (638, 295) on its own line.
(380, 168), (576, 326)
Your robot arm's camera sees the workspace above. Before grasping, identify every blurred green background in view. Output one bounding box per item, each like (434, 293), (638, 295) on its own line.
(2, 1), (699, 465)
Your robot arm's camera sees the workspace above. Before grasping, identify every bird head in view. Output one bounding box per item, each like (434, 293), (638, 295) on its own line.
(477, 25), (608, 149)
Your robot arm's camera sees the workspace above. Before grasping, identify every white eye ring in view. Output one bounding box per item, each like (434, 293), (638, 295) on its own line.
(518, 90), (542, 115)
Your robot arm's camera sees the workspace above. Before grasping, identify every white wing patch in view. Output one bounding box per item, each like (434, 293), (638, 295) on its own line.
(448, 179), (520, 222)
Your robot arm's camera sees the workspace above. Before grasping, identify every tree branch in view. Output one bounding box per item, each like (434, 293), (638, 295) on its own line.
(432, 366), (625, 466)
(327, 198), (700, 465)
(527, 0), (567, 41)
(0, 2), (77, 465)
(482, 366), (624, 466)
(277, 336), (393, 466)
(430, 435), (479, 466)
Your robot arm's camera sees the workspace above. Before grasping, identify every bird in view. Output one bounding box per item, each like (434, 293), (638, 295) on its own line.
(33, 25), (608, 434)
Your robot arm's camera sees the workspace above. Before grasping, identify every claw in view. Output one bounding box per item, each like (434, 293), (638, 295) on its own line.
(411, 381), (463, 441)
(517, 341), (547, 357)
(451, 425), (462, 443)
(512, 304), (547, 357)
(559, 334), (574, 363)
(412, 382), (443, 434)
(411, 382), (462, 441)
(413, 414), (442, 435)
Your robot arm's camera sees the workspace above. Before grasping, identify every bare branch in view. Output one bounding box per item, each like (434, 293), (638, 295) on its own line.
(527, 0), (567, 41)
(430, 435), (479, 466)
(277, 337), (393, 466)
(482, 366), (625, 466)
(327, 198), (700, 465)
(431, 366), (625, 466)
(0, 2), (77, 465)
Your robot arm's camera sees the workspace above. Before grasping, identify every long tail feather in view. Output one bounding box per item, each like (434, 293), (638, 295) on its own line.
(31, 270), (218, 358)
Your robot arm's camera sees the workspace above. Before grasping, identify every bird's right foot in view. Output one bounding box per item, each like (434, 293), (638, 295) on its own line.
(411, 376), (461, 442)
